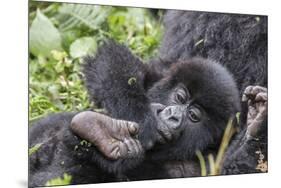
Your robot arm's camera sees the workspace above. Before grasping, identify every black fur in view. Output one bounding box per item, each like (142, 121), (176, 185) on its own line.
(157, 10), (267, 94)
(29, 10), (267, 186)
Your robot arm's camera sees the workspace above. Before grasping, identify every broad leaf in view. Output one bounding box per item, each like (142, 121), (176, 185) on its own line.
(30, 9), (62, 57)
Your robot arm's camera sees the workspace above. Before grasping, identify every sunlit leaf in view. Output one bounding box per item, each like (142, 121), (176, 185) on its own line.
(29, 9), (62, 57)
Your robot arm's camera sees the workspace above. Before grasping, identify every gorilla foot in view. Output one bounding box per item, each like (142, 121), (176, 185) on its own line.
(70, 111), (143, 160)
(242, 86), (267, 139)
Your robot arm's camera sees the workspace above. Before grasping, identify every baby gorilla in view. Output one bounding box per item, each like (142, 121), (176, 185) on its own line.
(77, 42), (241, 179)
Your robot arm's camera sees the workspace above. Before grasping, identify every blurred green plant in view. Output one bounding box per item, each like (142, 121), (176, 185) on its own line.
(45, 173), (72, 186)
(28, 143), (42, 156)
(29, 1), (163, 121)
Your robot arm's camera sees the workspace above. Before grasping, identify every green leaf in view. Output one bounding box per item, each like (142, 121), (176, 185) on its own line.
(58, 4), (112, 31)
(70, 37), (97, 58)
(30, 9), (62, 57)
(45, 173), (72, 186)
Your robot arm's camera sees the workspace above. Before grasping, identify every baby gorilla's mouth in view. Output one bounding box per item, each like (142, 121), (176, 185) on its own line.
(168, 116), (180, 123)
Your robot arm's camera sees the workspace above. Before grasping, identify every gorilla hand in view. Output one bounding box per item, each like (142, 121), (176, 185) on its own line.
(242, 86), (267, 139)
(70, 111), (143, 160)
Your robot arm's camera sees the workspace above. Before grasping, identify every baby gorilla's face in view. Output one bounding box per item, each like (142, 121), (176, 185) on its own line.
(150, 84), (205, 143)
(147, 59), (241, 158)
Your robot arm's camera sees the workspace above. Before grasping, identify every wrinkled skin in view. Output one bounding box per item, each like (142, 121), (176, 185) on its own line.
(71, 111), (143, 160)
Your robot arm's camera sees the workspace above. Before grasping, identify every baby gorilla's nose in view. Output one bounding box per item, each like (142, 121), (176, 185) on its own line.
(150, 103), (186, 142)
(162, 105), (185, 129)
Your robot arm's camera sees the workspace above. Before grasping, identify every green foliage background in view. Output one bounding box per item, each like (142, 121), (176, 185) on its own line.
(29, 1), (163, 121)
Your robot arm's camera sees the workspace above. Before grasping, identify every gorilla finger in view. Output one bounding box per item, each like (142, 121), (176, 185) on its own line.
(109, 146), (121, 160)
(244, 86), (267, 97)
(129, 139), (140, 157)
(124, 138), (135, 158)
(127, 122), (140, 136)
(130, 139), (141, 157)
(118, 142), (128, 158)
(244, 86), (254, 96)
(255, 92), (268, 102)
(256, 103), (267, 115)
(127, 139), (143, 157)
(251, 86), (267, 95)
(101, 143), (116, 159)
(247, 99), (253, 106)
(248, 105), (258, 116)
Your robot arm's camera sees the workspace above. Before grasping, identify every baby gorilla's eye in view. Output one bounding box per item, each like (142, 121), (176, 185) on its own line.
(188, 107), (201, 122)
(175, 88), (187, 104)
(176, 93), (186, 104)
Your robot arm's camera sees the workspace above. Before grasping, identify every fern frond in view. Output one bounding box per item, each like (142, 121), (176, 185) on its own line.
(57, 4), (112, 31)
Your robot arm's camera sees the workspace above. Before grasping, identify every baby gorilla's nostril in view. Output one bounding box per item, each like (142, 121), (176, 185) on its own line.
(150, 103), (166, 116)
(156, 109), (163, 115)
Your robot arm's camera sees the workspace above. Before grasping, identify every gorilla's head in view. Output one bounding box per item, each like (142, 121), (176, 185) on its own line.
(148, 58), (240, 160)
